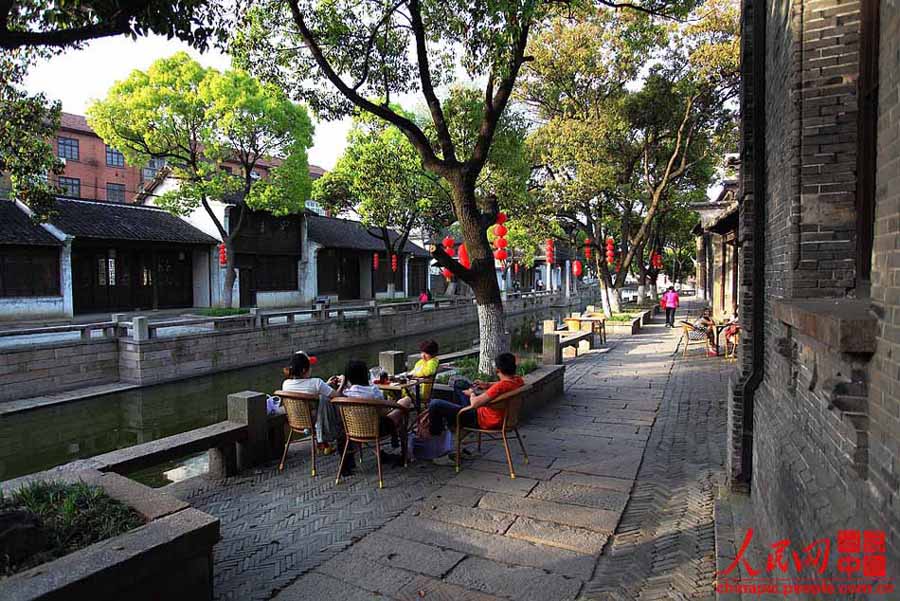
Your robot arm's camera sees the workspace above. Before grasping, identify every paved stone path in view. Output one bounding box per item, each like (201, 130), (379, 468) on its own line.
(169, 304), (730, 600)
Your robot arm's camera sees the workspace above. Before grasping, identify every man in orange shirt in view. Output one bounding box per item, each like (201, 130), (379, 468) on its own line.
(430, 353), (524, 466)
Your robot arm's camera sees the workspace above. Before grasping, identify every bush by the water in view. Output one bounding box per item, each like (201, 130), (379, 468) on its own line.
(0, 481), (144, 578)
(437, 356), (539, 384)
(606, 313), (639, 322)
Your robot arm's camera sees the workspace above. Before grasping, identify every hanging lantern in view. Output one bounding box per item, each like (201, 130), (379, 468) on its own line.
(391, 253), (398, 272)
(442, 235), (456, 257)
(218, 243), (227, 267)
(458, 244), (471, 269)
(442, 267), (453, 280)
(496, 212), (508, 225)
(494, 224), (508, 237)
(494, 249), (509, 261)
(494, 237), (508, 249)
(572, 260), (583, 278)
(584, 238), (592, 260)
(373, 253), (380, 270)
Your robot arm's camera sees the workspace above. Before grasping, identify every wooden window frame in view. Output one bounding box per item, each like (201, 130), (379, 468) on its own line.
(57, 137), (79, 161)
(58, 176), (80, 198)
(106, 182), (126, 203)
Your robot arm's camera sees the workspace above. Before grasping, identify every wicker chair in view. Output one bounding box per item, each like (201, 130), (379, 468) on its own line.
(331, 396), (409, 489)
(274, 390), (320, 476)
(454, 385), (531, 479)
(680, 321), (712, 358)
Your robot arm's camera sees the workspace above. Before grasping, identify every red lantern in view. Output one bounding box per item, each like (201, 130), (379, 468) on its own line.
(494, 237), (508, 249)
(458, 244), (471, 269)
(546, 238), (555, 248)
(514, 262), (520, 274)
(584, 238), (592, 260)
(496, 212), (508, 224)
(391, 253), (398, 272)
(442, 267), (453, 280)
(373, 253), (380, 270)
(494, 224), (508, 237)
(218, 243), (227, 267)
(494, 249), (508, 261)
(572, 260), (583, 278)
(442, 235), (454, 248)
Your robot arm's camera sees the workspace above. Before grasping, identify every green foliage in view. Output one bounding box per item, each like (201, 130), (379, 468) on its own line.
(0, 480), (144, 577)
(313, 112), (451, 249)
(0, 0), (219, 51)
(88, 52), (314, 227)
(0, 51), (63, 218)
(437, 355), (538, 384)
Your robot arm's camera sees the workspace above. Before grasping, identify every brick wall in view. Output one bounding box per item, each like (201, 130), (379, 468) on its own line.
(868, 0), (900, 573)
(0, 340), (119, 402)
(732, 0), (900, 590)
(57, 129), (143, 203)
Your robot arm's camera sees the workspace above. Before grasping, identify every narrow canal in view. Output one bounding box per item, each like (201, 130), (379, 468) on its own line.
(0, 305), (580, 485)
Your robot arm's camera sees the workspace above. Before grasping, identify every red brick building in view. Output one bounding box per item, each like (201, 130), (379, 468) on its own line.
(52, 112), (328, 204)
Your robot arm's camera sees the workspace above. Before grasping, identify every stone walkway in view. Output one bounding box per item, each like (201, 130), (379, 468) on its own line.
(169, 304), (731, 600)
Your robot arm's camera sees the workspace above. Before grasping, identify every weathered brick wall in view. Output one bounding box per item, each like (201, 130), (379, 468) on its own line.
(0, 340), (119, 402)
(868, 0), (900, 573)
(734, 0), (900, 590)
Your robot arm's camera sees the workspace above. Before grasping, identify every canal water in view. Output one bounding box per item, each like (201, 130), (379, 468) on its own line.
(0, 305), (579, 486)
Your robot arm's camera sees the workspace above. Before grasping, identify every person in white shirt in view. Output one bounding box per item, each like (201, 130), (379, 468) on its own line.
(281, 351), (341, 448)
(341, 360), (413, 458)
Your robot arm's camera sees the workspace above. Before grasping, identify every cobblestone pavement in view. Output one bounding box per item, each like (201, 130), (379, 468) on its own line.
(170, 304), (731, 600)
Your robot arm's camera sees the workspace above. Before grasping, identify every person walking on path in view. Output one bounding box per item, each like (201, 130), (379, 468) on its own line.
(662, 286), (680, 328)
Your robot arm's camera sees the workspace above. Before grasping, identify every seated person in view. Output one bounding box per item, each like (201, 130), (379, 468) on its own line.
(429, 352), (524, 465)
(692, 308), (718, 356)
(403, 339), (439, 404)
(281, 351), (342, 451)
(419, 290), (430, 303)
(341, 359), (414, 438)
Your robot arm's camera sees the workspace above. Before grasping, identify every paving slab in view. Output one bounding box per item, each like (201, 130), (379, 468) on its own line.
(505, 516), (609, 555)
(273, 572), (391, 601)
(416, 503), (517, 535)
(550, 450), (644, 479)
(380, 515), (595, 580)
(396, 575), (507, 601)
(422, 484), (486, 508)
(347, 531), (466, 577)
(529, 480), (630, 511)
(446, 556), (583, 601)
(465, 458), (560, 481)
(448, 468), (539, 495)
(478, 491), (620, 532)
(316, 549), (417, 594)
(549, 471), (634, 493)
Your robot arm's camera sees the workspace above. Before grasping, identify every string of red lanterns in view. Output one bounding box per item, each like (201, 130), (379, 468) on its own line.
(545, 238), (555, 265)
(583, 237), (592, 260)
(650, 250), (663, 270)
(441, 235), (456, 257)
(493, 212), (509, 261)
(372, 252), (380, 270)
(605, 237), (615, 266)
(218, 243), (227, 267)
(391, 253), (398, 272)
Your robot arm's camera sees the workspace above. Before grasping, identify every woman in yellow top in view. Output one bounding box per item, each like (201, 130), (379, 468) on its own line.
(406, 339), (439, 405)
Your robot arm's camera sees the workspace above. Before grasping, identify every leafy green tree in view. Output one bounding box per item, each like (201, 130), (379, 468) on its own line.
(88, 52), (314, 307)
(0, 0), (217, 50)
(523, 0), (738, 315)
(313, 114), (453, 295)
(0, 50), (62, 217)
(231, 0), (697, 371)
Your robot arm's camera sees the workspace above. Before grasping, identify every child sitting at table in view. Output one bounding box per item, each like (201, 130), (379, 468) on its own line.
(429, 352), (524, 466)
(281, 351), (341, 453)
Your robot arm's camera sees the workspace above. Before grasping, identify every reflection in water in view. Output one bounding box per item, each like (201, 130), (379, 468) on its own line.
(0, 307), (575, 486)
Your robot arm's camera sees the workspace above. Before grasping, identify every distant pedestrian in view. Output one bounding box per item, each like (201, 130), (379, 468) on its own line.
(662, 286), (680, 327)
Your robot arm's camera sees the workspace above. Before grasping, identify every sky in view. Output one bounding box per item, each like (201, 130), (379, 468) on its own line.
(24, 34), (352, 170)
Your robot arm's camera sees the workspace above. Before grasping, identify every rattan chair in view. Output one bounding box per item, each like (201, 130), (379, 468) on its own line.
(454, 385), (530, 479)
(331, 396), (409, 489)
(680, 321), (712, 358)
(274, 390), (320, 476)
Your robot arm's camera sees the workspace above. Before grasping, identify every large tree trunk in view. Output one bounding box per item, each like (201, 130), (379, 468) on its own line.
(649, 281), (659, 300)
(476, 303), (508, 374)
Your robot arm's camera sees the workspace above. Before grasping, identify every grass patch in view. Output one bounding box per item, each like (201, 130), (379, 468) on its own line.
(377, 297), (415, 304)
(436, 356), (539, 384)
(0, 481), (144, 578)
(606, 313), (639, 322)
(195, 307), (250, 317)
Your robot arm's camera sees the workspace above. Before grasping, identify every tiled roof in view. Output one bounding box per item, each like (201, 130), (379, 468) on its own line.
(48, 198), (217, 245)
(59, 112), (96, 136)
(306, 213), (430, 257)
(0, 202), (62, 246)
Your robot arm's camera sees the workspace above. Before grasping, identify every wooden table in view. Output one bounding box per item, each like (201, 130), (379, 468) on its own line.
(563, 316), (607, 344)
